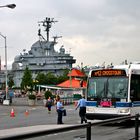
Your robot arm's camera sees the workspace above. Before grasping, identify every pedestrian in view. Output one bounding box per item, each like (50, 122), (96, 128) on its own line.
(46, 96), (53, 114)
(75, 95), (87, 124)
(9, 89), (14, 104)
(54, 95), (60, 105)
(56, 96), (64, 124)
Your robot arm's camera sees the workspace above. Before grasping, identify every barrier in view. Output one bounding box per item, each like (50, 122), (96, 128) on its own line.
(63, 98), (74, 105)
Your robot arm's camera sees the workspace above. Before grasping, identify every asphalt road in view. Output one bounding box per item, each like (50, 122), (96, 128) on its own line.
(0, 97), (80, 129)
(0, 97), (137, 140)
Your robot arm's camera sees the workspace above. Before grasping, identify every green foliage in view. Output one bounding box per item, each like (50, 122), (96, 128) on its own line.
(73, 94), (82, 99)
(28, 94), (36, 100)
(51, 94), (56, 99)
(8, 77), (14, 88)
(20, 67), (33, 91)
(57, 69), (69, 83)
(44, 90), (52, 99)
(46, 72), (58, 85)
(36, 73), (47, 85)
(35, 69), (69, 85)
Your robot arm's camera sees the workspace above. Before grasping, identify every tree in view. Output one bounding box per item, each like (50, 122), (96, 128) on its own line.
(36, 73), (47, 85)
(46, 72), (58, 85)
(57, 69), (69, 84)
(44, 90), (52, 99)
(8, 77), (14, 89)
(21, 67), (33, 91)
(35, 69), (70, 86)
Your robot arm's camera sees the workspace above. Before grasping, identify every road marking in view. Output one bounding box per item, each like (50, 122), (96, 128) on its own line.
(67, 109), (74, 111)
(28, 108), (36, 110)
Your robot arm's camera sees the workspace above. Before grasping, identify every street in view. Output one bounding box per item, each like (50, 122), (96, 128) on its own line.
(0, 97), (80, 130)
(0, 97), (137, 140)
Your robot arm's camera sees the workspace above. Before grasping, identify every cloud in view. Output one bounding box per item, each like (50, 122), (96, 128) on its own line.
(0, 0), (140, 69)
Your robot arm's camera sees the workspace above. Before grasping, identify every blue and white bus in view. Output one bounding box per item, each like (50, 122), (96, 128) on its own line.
(86, 63), (140, 120)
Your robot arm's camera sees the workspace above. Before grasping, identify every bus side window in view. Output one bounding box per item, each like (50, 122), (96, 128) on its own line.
(131, 76), (140, 101)
(130, 89), (135, 101)
(130, 86), (138, 101)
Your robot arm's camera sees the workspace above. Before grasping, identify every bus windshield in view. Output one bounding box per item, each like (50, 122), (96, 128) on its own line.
(87, 77), (128, 100)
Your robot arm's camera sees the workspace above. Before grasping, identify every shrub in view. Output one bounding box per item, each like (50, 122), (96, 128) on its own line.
(28, 94), (36, 100)
(44, 90), (52, 99)
(73, 94), (82, 99)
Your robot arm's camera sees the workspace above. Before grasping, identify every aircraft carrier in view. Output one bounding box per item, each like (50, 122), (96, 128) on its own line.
(12, 17), (76, 87)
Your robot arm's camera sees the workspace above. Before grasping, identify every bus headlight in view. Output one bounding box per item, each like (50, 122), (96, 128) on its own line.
(86, 107), (95, 113)
(119, 108), (130, 114)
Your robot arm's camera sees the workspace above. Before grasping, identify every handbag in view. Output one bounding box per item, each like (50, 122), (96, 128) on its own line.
(63, 109), (67, 116)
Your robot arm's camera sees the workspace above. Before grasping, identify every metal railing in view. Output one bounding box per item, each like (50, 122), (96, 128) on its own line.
(0, 114), (139, 140)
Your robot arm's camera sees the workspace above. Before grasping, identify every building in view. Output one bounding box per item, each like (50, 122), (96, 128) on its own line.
(11, 17), (76, 87)
(57, 68), (87, 88)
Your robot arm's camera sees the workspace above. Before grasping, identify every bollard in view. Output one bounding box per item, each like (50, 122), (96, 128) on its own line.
(135, 114), (139, 140)
(86, 122), (91, 140)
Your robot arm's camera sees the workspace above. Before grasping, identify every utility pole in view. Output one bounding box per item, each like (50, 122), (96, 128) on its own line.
(0, 3), (16, 105)
(0, 33), (8, 100)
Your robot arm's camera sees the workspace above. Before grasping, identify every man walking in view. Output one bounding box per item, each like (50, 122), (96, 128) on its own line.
(75, 95), (87, 124)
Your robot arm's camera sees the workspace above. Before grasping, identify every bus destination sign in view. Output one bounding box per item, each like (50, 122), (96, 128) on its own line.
(91, 69), (126, 77)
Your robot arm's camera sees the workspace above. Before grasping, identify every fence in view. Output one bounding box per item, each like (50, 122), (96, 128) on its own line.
(0, 114), (139, 140)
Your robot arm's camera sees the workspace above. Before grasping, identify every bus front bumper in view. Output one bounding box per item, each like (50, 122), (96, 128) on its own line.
(86, 113), (130, 120)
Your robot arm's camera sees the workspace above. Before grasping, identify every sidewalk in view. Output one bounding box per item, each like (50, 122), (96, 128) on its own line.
(0, 124), (73, 138)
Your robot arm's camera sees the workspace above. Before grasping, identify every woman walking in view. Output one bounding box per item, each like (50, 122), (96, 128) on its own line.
(46, 96), (53, 114)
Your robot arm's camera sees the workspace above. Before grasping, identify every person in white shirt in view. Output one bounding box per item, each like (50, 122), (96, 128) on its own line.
(75, 95), (87, 124)
(56, 97), (64, 124)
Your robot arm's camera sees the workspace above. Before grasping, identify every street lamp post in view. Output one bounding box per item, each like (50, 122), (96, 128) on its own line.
(0, 4), (16, 9)
(0, 33), (8, 100)
(0, 3), (16, 105)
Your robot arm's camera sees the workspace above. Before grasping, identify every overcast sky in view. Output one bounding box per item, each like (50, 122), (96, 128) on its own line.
(0, 0), (140, 69)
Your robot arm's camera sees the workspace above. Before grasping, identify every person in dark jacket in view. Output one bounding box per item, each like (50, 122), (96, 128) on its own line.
(46, 96), (53, 114)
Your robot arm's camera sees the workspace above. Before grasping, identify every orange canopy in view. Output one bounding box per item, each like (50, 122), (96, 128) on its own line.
(57, 78), (87, 88)
(68, 69), (85, 77)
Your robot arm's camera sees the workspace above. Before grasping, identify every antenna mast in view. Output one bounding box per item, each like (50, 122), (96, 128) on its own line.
(39, 17), (58, 42)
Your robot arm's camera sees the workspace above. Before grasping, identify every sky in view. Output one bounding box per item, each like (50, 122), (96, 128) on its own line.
(0, 0), (140, 69)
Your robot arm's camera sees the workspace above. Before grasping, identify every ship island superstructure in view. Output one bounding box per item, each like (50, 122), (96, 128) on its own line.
(12, 17), (76, 87)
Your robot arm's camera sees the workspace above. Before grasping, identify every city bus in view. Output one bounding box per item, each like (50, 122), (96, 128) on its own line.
(86, 63), (140, 120)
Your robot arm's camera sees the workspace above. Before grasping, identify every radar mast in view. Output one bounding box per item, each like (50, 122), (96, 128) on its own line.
(38, 17), (58, 42)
